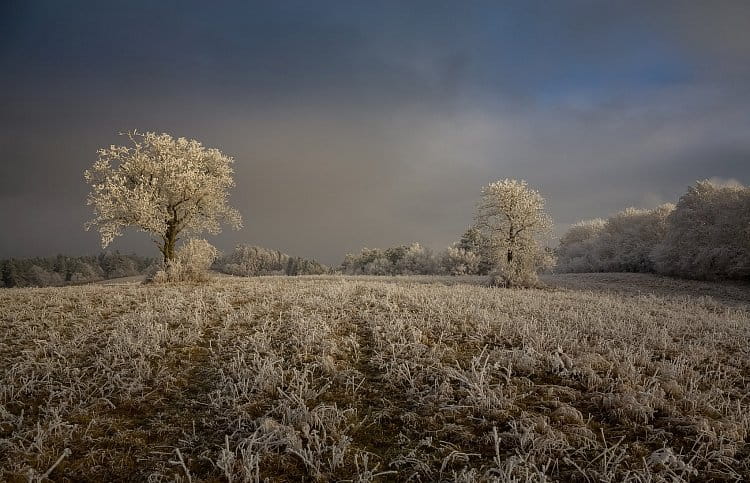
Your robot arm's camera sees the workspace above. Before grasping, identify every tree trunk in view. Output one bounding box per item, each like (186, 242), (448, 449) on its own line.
(161, 222), (178, 264)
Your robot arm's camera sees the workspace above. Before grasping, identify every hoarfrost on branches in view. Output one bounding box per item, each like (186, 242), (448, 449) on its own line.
(558, 179), (750, 280)
(84, 131), (242, 262)
(475, 179), (554, 286)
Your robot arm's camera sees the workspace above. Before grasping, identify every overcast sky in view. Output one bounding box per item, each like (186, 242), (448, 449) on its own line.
(1, 0), (749, 264)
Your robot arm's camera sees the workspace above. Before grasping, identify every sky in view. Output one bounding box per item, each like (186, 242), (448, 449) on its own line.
(1, 0), (749, 264)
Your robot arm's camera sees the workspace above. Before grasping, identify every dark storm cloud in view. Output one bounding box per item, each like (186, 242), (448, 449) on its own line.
(1, 0), (749, 263)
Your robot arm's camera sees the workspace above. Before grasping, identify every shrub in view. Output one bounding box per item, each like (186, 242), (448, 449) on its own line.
(151, 239), (218, 283)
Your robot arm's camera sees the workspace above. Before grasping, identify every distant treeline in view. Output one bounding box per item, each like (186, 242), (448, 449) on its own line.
(557, 180), (750, 280)
(213, 242), (496, 278)
(340, 236), (497, 276)
(213, 244), (330, 276)
(0, 245), (331, 288)
(6, 180), (746, 287)
(0, 252), (154, 288)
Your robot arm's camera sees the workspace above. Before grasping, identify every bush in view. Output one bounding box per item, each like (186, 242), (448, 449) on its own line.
(151, 239), (218, 283)
(489, 245), (555, 287)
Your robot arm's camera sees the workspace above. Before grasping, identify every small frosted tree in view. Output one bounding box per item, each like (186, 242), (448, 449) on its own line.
(475, 179), (553, 286)
(457, 226), (494, 274)
(84, 131), (242, 263)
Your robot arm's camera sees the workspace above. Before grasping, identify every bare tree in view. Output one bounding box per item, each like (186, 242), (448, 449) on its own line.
(475, 179), (553, 285)
(84, 131), (242, 263)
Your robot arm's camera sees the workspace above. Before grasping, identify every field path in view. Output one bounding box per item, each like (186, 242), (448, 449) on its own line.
(348, 286), (412, 467)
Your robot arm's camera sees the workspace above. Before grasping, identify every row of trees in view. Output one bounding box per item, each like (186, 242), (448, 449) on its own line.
(0, 252), (153, 288)
(340, 239), (488, 277)
(557, 180), (750, 280)
(339, 179), (555, 286)
(80, 132), (556, 287)
(75, 131), (748, 286)
(341, 243), (440, 275)
(0, 242), (330, 287)
(214, 244), (329, 276)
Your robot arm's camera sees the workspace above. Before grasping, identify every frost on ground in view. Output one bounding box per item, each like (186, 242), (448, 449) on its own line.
(0, 275), (748, 481)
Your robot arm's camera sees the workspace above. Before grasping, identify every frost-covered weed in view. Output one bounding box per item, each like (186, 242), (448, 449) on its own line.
(0, 274), (748, 480)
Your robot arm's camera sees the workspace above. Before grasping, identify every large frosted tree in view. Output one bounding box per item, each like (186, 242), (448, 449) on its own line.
(85, 131), (242, 263)
(652, 180), (750, 279)
(475, 178), (553, 286)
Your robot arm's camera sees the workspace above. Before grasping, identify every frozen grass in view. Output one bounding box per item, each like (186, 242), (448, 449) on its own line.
(0, 274), (748, 481)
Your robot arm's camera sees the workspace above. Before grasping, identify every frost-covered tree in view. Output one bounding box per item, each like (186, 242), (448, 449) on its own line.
(475, 179), (554, 286)
(285, 257), (329, 276)
(457, 227), (493, 275)
(652, 180), (750, 279)
(597, 204), (674, 272)
(84, 131), (242, 263)
(341, 248), (388, 275)
(1, 260), (18, 288)
(214, 244), (328, 277)
(440, 246), (481, 275)
(216, 245), (291, 276)
(556, 218), (607, 273)
(363, 256), (393, 275)
(0, 253), (152, 287)
(394, 243), (438, 275)
(340, 243), (440, 275)
(557, 205), (674, 274)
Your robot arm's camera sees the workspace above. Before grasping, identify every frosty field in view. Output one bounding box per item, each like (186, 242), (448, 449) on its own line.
(1, 274), (748, 481)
